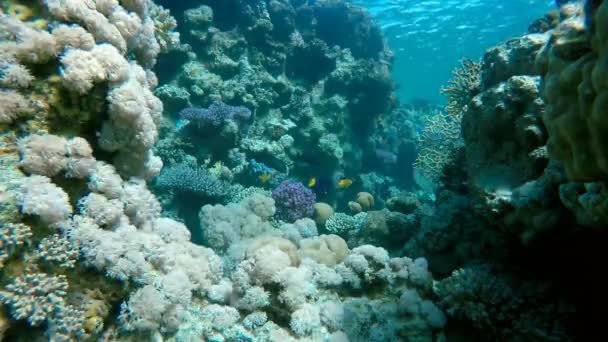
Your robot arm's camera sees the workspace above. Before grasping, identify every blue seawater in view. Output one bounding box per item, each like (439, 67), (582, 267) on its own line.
(349, 0), (554, 103)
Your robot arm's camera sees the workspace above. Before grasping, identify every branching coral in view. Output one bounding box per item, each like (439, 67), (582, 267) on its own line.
(440, 59), (482, 118)
(35, 234), (78, 269)
(0, 273), (68, 326)
(156, 164), (234, 199)
(414, 111), (463, 182)
(0, 223), (32, 267)
(324, 212), (367, 235)
(148, 2), (180, 52)
(179, 101), (252, 129)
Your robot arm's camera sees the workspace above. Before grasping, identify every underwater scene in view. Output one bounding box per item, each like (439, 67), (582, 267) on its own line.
(0, 0), (605, 340)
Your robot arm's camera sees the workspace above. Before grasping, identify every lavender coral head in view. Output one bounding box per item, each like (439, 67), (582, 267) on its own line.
(179, 106), (222, 127)
(271, 180), (316, 222)
(179, 101), (251, 128)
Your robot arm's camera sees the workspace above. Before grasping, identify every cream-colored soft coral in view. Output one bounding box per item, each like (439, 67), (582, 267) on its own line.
(95, 0), (120, 17)
(0, 58), (34, 89)
(0, 90), (34, 124)
(14, 175), (73, 225)
(52, 24), (96, 50)
(249, 244), (294, 285)
(298, 234), (349, 266)
(65, 137), (97, 178)
(0, 17), (60, 64)
(18, 134), (69, 177)
(45, 0), (127, 52)
(88, 161), (124, 199)
(60, 48), (105, 93)
(44, 0), (165, 67)
(60, 43), (130, 94)
(96, 63), (162, 178)
(109, 7), (142, 43)
(78, 193), (124, 228)
(18, 134), (97, 179)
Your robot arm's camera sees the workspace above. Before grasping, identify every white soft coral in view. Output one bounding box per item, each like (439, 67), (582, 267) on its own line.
(0, 90), (33, 124)
(14, 175), (73, 225)
(60, 44), (129, 94)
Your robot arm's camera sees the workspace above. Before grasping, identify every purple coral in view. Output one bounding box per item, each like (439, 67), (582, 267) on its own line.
(271, 180), (316, 222)
(179, 101), (251, 128)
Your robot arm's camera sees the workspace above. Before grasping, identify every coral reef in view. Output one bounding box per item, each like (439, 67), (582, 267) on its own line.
(1, 0), (606, 340)
(154, 0), (396, 212)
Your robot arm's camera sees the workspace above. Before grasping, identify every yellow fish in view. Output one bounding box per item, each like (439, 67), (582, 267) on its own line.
(259, 173), (271, 183)
(308, 177), (317, 188)
(337, 178), (353, 189)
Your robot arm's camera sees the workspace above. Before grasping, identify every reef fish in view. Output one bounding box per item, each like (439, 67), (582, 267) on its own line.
(308, 177), (317, 187)
(259, 173), (271, 183)
(337, 178), (353, 189)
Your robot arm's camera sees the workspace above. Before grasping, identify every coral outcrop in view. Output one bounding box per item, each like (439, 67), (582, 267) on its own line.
(154, 0), (395, 210)
(2, 0), (606, 341)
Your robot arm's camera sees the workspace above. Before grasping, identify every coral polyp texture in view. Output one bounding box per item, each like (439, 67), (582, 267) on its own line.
(272, 180), (316, 222)
(1, 0), (606, 340)
(154, 0), (396, 208)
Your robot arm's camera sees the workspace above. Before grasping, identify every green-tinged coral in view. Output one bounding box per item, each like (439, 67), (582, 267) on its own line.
(1, 0), (43, 23)
(41, 76), (108, 135)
